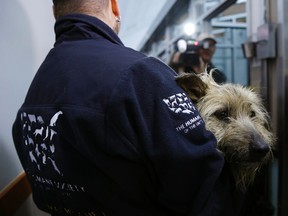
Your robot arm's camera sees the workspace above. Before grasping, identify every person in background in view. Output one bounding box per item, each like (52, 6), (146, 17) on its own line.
(169, 33), (226, 84)
(12, 0), (242, 215)
(195, 32), (227, 84)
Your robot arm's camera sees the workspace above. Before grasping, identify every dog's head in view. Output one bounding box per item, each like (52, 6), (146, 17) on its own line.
(176, 72), (276, 190)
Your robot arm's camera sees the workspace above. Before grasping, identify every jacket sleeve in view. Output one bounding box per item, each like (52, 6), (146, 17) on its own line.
(106, 57), (241, 215)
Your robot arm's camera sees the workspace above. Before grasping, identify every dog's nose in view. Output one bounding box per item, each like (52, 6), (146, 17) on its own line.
(249, 139), (270, 159)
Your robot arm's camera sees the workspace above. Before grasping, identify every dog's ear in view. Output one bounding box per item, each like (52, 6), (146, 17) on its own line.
(175, 73), (208, 102)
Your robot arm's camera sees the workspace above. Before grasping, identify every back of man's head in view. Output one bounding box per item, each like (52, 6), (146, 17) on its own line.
(52, 0), (108, 19)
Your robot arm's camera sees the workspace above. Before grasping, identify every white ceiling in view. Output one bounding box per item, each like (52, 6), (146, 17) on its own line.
(118, 0), (176, 50)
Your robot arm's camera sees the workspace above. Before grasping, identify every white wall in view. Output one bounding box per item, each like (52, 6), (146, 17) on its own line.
(0, 0), (55, 190)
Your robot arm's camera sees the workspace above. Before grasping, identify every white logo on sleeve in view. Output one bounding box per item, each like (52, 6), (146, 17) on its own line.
(163, 93), (196, 114)
(21, 111), (63, 176)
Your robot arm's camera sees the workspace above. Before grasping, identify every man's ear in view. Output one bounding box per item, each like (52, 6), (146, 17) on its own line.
(175, 73), (208, 102)
(111, 0), (120, 18)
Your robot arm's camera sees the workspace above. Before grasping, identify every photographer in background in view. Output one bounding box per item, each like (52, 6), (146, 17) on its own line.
(196, 32), (226, 84)
(169, 33), (226, 84)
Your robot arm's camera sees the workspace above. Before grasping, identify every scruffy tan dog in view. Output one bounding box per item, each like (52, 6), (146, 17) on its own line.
(175, 72), (275, 191)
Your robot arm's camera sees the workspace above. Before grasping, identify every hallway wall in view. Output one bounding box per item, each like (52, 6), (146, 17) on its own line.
(0, 0), (54, 191)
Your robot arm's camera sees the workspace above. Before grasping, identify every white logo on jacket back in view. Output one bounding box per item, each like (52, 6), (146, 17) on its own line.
(20, 111), (63, 176)
(163, 93), (196, 114)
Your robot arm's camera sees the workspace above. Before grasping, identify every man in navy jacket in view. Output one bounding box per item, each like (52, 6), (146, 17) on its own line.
(12, 0), (242, 215)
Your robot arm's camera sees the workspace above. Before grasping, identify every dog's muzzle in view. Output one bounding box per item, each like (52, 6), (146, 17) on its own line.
(249, 134), (270, 161)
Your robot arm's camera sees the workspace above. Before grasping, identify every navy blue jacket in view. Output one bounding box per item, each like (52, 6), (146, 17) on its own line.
(12, 14), (241, 216)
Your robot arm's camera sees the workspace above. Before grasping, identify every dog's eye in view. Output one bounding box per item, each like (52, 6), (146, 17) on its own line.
(215, 110), (229, 122)
(250, 111), (256, 118)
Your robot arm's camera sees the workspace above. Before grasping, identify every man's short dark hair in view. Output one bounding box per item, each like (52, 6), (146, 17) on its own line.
(52, 0), (109, 19)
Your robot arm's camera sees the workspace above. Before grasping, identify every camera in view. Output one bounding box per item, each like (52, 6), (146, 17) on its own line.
(176, 39), (200, 69)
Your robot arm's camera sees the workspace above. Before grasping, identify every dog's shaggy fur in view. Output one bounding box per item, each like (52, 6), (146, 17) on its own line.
(175, 72), (275, 191)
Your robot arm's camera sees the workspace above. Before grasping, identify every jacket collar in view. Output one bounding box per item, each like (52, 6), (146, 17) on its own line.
(54, 13), (124, 47)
